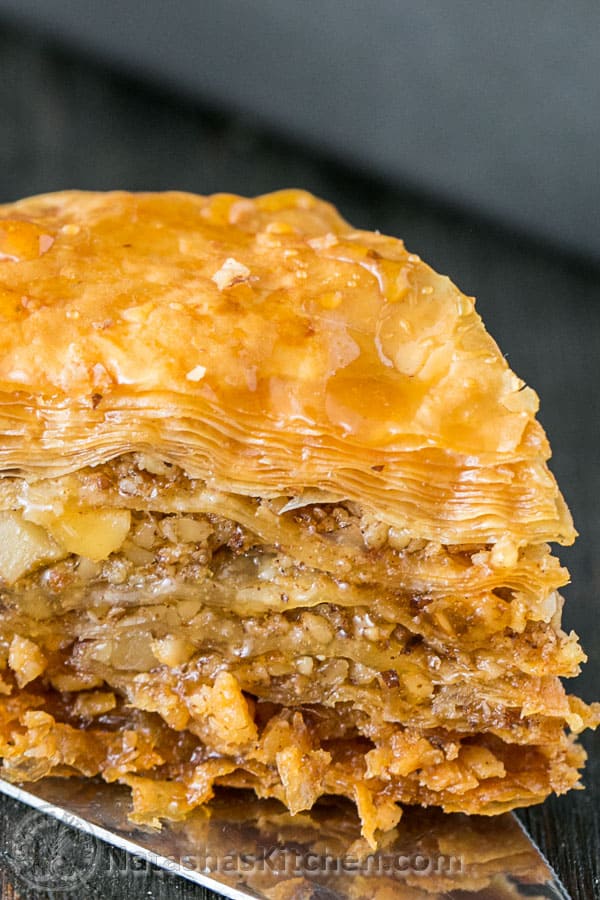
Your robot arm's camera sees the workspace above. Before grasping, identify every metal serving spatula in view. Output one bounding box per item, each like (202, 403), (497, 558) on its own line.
(0, 776), (569, 899)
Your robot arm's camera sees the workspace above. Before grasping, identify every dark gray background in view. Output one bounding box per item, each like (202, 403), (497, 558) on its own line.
(0, 1), (599, 259)
(0, 17), (598, 900)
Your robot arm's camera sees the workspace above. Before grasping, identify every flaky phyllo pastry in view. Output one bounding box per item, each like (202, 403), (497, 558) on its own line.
(0, 189), (597, 845)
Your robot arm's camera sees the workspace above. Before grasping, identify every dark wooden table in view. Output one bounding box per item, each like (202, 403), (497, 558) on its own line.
(0, 21), (598, 900)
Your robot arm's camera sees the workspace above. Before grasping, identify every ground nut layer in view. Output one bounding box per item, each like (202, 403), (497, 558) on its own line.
(0, 455), (597, 842)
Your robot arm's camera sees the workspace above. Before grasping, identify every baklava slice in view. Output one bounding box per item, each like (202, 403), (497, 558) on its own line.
(0, 189), (597, 844)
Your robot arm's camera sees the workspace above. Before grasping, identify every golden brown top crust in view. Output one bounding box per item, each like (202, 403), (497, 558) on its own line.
(0, 189), (573, 543)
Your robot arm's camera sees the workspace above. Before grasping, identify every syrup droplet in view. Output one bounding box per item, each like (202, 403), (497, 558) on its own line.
(0, 220), (55, 262)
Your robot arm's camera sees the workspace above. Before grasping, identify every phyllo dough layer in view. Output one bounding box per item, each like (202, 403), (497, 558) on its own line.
(0, 189), (596, 845)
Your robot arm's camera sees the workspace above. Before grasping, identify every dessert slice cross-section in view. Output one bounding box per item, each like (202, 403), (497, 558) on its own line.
(0, 189), (596, 846)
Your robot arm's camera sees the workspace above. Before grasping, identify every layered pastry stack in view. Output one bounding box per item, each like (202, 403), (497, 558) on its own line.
(0, 189), (596, 845)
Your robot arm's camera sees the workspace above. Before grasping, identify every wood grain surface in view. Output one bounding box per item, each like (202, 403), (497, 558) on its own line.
(0, 21), (598, 900)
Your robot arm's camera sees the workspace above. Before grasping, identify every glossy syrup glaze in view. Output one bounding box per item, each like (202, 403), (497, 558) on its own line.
(0, 189), (537, 449)
(0, 190), (572, 542)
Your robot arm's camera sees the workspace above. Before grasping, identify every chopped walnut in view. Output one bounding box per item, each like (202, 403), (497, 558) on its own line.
(8, 635), (47, 687)
(185, 365), (206, 382)
(211, 257), (251, 291)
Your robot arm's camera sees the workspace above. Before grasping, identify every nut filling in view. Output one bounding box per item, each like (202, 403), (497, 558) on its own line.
(0, 454), (596, 844)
